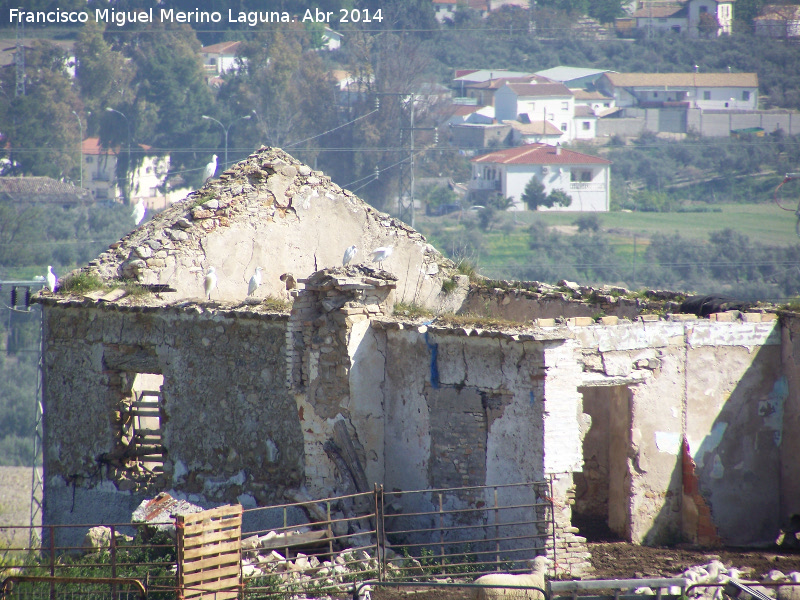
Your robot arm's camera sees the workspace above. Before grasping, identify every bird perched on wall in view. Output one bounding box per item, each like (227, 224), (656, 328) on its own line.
(203, 154), (218, 182)
(248, 266), (263, 296)
(204, 267), (217, 300)
(370, 245), (393, 270)
(343, 245), (357, 266)
(46, 266), (58, 293)
(131, 198), (146, 226)
(280, 272), (296, 291)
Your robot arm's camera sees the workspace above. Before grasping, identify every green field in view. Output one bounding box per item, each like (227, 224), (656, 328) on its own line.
(415, 203), (800, 281)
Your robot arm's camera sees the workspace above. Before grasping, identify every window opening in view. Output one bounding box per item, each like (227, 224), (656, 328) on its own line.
(118, 373), (165, 476)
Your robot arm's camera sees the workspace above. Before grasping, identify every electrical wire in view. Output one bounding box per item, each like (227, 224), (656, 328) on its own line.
(285, 109), (379, 149)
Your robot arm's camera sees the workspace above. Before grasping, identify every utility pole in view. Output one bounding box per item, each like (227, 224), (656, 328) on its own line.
(0, 278), (46, 543)
(72, 111), (83, 188)
(15, 20), (25, 97)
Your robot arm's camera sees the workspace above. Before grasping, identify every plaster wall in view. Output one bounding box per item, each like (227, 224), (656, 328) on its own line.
(576, 318), (783, 545)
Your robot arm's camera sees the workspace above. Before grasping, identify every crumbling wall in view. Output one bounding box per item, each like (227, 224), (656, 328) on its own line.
(87, 148), (454, 308)
(457, 282), (678, 321)
(575, 313), (783, 546)
(377, 324), (592, 575)
(780, 314), (800, 533)
(42, 300), (302, 533)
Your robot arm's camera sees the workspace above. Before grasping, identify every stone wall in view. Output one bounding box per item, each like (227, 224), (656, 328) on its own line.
(40, 270), (800, 561)
(85, 147), (455, 309)
(42, 300), (302, 538)
(457, 282), (680, 321)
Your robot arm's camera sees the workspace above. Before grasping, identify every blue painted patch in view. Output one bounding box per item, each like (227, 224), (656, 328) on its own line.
(530, 391), (536, 404)
(424, 331), (439, 389)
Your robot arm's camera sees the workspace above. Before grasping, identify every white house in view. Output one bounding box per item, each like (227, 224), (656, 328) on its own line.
(572, 89), (615, 113)
(200, 41), (242, 75)
(469, 144), (612, 212)
(755, 5), (800, 38)
(82, 137), (171, 208)
(495, 82), (575, 140)
(596, 72), (759, 111)
(631, 0), (734, 36)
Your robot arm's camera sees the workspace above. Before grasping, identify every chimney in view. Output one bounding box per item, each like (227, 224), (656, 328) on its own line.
(556, 144), (562, 155)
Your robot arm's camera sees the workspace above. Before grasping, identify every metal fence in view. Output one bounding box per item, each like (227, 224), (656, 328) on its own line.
(238, 480), (554, 597)
(1, 480), (554, 599)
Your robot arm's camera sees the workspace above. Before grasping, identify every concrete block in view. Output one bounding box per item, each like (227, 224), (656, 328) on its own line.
(536, 318), (556, 327)
(668, 313), (697, 321)
(709, 312), (733, 322)
(568, 317), (594, 327)
(740, 312), (762, 323)
(599, 316), (618, 325)
(639, 314), (660, 322)
(761, 313), (778, 322)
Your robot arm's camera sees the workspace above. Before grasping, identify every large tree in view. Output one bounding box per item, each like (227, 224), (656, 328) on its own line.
(74, 19), (134, 134)
(104, 22), (216, 195)
(0, 41), (82, 180)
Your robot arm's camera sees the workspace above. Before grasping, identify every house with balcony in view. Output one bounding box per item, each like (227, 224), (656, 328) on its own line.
(630, 0), (734, 36)
(596, 72), (759, 111)
(468, 144), (611, 212)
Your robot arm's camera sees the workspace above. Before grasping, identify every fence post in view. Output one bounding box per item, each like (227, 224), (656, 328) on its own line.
(494, 487), (500, 570)
(438, 493), (444, 571)
(375, 484), (385, 582)
(48, 524), (55, 600)
(327, 501), (333, 559)
(283, 506), (289, 563)
(549, 475), (557, 571)
(111, 524), (118, 600)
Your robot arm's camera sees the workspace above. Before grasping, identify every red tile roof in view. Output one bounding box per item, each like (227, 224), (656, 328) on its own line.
(200, 41), (242, 55)
(471, 144), (611, 165)
(632, 4), (686, 18)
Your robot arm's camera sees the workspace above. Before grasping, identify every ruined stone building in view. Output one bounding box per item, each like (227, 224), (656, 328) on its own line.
(38, 147), (800, 575)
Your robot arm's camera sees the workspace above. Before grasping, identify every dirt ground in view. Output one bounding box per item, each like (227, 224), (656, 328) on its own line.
(587, 541), (800, 580)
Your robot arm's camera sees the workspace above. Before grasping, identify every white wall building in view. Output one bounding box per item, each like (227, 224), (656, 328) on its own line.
(495, 82), (576, 140)
(200, 41), (242, 76)
(469, 144), (612, 212)
(82, 137), (170, 208)
(630, 0), (734, 36)
(597, 72), (759, 111)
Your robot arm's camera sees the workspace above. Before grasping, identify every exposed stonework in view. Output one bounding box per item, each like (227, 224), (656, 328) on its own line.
(36, 147), (800, 575)
(81, 147), (456, 308)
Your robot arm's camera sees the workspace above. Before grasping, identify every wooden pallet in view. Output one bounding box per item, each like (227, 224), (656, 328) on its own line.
(177, 504), (242, 600)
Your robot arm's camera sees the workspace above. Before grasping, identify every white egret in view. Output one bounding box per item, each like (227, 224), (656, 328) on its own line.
(204, 266), (217, 300)
(370, 245), (393, 269)
(46, 266), (57, 293)
(248, 266), (263, 296)
(131, 198), (146, 226)
(343, 245), (357, 266)
(203, 154), (218, 182)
